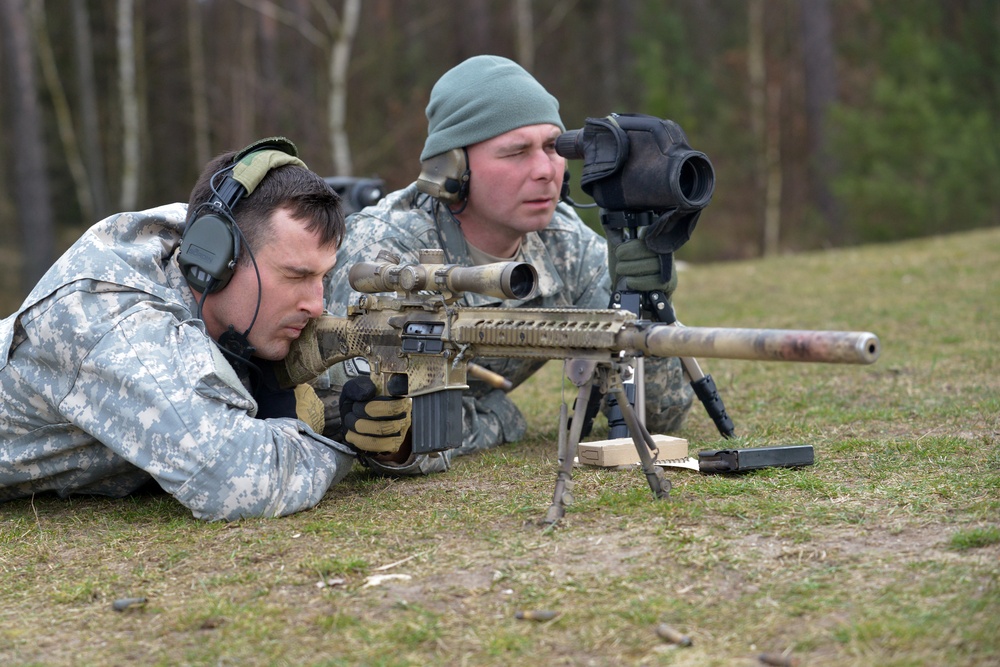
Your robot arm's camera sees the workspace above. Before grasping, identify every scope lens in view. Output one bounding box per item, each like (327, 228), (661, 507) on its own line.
(677, 155), (715, 207)
(507, 264), (537, 299)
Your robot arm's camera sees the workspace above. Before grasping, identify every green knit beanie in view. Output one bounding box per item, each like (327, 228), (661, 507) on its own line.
(421, 55), (565, 161)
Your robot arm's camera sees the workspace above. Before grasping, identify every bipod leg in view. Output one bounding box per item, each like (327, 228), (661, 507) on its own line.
(609, 382), (671, 500)
(542, 383), (591, 525)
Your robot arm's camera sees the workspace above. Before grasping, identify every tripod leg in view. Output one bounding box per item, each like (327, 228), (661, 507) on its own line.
(678, 356), (735, 438)
(605, 356), (646, 438)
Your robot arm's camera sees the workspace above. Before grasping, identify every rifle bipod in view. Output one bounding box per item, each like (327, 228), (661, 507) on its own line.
(542, 360), (671, 526)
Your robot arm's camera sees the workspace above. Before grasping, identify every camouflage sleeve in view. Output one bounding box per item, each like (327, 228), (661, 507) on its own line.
(62, 305), (354, 521)
(638, 356), (694, 434)
(454, 388), (527, 455)
(563, 219), (612, 310)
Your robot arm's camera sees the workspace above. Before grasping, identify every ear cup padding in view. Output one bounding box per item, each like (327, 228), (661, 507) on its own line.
(178, 211), (239, 293)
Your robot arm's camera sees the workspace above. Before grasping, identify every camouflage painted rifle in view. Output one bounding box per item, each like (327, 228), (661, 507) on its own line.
(280, 249), (880, 461)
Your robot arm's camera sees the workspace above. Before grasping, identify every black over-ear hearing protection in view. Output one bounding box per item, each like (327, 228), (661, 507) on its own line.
(416, 148), (471, 205)
(178, 137), (303, 293)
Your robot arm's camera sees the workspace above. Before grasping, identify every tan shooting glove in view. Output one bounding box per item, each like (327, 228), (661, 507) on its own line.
(294, 384), (326, 433)
(338, 376), (412, 453)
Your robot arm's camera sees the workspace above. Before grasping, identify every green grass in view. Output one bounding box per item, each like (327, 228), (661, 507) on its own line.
(949, 526), (1000, 551)
(1, 228), (998, 666)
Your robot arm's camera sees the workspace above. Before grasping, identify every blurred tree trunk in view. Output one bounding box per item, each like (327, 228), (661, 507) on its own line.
(289, 0), (319, 154)
(596, 0), (632, 108)
(117, 0), (140, 209)
(32, 0), (95, 223)
(460, 0), (492, 59)
(800, 0), (842, 242)
(749, 0), (782, 256)
(0, 0), (55, 291)
(71, 0), (111, 219)
(235, 10), (257, 144)
(515, 0), (534, 71)
(763, 78), (783, 257)
(187, 0), (211, 167)
(327, 0), (360, 176)
(748, 0), (768, 254)
(259, 1), (279, 132)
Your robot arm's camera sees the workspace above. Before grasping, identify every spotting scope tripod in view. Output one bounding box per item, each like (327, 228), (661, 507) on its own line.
(556, 112), (734, 441)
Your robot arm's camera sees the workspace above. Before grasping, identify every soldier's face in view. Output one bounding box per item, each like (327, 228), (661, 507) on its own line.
(459, 124), (565, 243)
(203, 207), (337, 361)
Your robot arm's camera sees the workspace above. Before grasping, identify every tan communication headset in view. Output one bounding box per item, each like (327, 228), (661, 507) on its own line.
(415, 148), (470, 205)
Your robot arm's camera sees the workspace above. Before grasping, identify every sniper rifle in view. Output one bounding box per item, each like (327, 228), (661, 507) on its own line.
(279, 250), (880, 522)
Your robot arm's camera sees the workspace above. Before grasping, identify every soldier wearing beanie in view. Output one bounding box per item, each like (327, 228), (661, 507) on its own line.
(420, 55), (565, 161)
(318, 55), (693, 476)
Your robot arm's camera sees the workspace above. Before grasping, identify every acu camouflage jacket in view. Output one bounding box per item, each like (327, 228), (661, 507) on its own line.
(0, 204), (353, 520)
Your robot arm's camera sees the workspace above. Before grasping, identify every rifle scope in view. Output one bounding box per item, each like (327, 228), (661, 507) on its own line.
(348, 257), (538, 301)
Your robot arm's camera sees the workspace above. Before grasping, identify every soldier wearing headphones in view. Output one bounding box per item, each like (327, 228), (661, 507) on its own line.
(321, 55), (694, 476)
(0, 138), (358, 520)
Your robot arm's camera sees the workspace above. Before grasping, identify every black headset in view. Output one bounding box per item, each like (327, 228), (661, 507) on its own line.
(178, 137), (306, 371)
(178, 137), (302, 294)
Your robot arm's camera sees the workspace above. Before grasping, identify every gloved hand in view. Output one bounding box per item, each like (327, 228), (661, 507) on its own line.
(607, 234), (678, 298)
(338, 376), (411, 453)
(294, 384), (326, 433)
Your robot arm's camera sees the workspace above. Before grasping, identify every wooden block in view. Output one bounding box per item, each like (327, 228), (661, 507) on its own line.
(577, 435), (689, 467)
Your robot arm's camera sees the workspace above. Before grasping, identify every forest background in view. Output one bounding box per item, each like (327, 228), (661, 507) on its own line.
(1, 0), (998, 312)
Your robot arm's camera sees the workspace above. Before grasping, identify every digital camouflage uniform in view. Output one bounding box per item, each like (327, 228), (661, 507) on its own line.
(0, 204), (354, 520)
(320, 184), (693, 475)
